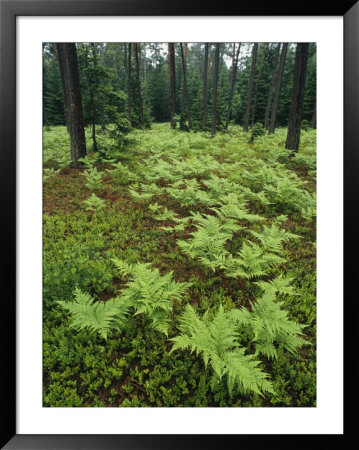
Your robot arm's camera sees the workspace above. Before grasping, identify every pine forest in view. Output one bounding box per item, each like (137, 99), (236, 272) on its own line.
(43, 42), (317, 407)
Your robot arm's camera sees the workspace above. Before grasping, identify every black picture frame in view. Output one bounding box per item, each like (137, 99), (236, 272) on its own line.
(1, 0), (355, 448)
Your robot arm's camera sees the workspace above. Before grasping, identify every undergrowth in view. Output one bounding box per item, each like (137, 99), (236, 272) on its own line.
(43, 123), (316, 407)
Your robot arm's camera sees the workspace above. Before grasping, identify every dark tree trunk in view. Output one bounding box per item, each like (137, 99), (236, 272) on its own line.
(42, 50), (49, 128)
(285, 43), (310, 152)
(88, 43), (98, 151)
(168, 43), (176, 129)
(133, 43), (144, 128)
(269, 43), (287, 134)
(54, 43), (86, 167)
(243, 43), (258, 132)
(180, 43), (192, 130)
(126, 43), (132, 127)
(264, 43), (281, 129)
(225, 42), (241, 130)
(251, 43), (266, 125)
(53, 43), (69, 131)
(90, 44), (105, 132)
(202, 43), (210, 131)
(211, 43), (220, 137)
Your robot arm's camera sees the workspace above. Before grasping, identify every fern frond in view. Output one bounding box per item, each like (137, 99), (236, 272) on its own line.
(250, 224), (300, 254)
(223, 349), (275, 396)
(171, 304), (274, 396)
(83, 194), (106, 211)
(231, 291), (308, 359)
(129, 189), (154, 201)
(57, 288), (129, 340)
(119, 263), (191, 335)
(254, 274), (297, 296)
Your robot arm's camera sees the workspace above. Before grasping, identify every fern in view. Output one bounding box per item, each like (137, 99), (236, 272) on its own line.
(222, 242), (285, 280)
(203, 174), (242, 199)
(254, 274), (297, 296)
(211, 194), (264, 223)
(250, 224), (300, 254)
(83, 194), (106, 211)
(177, 214), (240, 270)
(57, 288), (130, 340)
(230, 291), (308, 359)
(148, 202), (162, 212)
(166, 179), (215, 207)
(129, 188), (155, 201)
(155, 207), (179, 222)
(171, 305), (275, 396)
(81, 167), (103, 191)
(113, 260), (192, 335)
(59, 261), (192, 338)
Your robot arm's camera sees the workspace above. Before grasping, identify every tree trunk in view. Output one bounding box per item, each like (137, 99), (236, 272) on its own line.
(133, 43), (144, 128)
(54, 43), (86, 167)
(264, 43), (281, 129)
(225, 43), (241, 130)
(211, 43), (220, 137)
(168, 43), (176, 129)
(251, 43), (266, 125)
(180, 43), (192, 130)
(89, 44), (98, 151)
(243, 43), (258, 132)
(202, 43), (210, 131)
(90, 44), (105, 132)
(269, 43), (287, 134)
(285, 43), (309, 152)
(53, 43), (69, 131)
(126, 43), (132, 127)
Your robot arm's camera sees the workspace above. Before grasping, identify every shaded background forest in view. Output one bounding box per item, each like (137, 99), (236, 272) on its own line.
(43, 42), (316, 135)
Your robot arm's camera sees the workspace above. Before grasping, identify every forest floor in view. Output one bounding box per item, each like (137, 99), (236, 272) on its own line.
(43, 123), (316, 407)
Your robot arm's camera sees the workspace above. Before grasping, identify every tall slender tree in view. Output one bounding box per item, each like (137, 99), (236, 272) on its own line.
(126, 43), (132, 127)
(180, 43), (192, 130)
(269, 43), (288, 134)
(243, 43), (258, 132)
(168, 43), (176, 129)
(133, 43), (144, 128)
(82, 43), (99, 152)
(251, 43), (266, 125)
(285, 43), (309, 152)
(264, 43), (281, 129)
(211, 43), (220, 137)
(225, 42), (241, 130)
(54, 43), (86, 167)
(53, 43), (69, 131)
(202, 43), (210, 131)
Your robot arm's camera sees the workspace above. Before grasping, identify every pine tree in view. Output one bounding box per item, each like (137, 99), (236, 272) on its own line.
(168, 43), (176, 129)
(264, 43), (281, 129)
(54, 43), (86, 167)
(243, 43), (258, 132)
(225, 43), (241, 130)
(251, 43), (266, 125)
(133, 43), (144, 128)
(180, 43), (192, 130)
(211, 43), (220, 137)
(126, 43), (132, 127)
(269, 43), (287, 134)
(285, 43), (309, 152)
(202, 43), (210, 131)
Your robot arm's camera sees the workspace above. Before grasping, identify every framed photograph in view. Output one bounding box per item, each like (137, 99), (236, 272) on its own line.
(1, 0), (355, 448)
